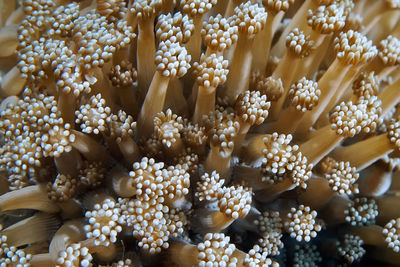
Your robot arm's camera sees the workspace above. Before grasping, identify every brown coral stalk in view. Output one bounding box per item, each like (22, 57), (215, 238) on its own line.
(70, 130), (111, 163)
(332, 134), (393, 170)
(137, 17), (156, 96)
(0, 185), (60, 213)
(0, 24), (18, 57)
(299, 125), (344, 166)
(223, 36), (254, 105)
(0, 66), (26, 97)
(379, 77), (400, 116)
(1, 213), (59, 247)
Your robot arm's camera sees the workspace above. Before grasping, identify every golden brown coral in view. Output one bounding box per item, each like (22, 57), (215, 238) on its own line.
(3, 1), (400, 266)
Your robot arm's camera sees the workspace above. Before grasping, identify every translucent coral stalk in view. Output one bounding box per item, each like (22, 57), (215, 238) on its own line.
(57, 91), (77, 126)
(137, 40), (190, 138)
(138, 72), (175, 136)
(375, 195), (400, 225)
(298, 177), (335, 209)
(169, 242), (199, 267)
(232, 165), (272, 190)
(332, 134), (394, 171)
(0, 0), (16, 26)
(204, 145), (233, 179)
(224, 0), (240, 17)
(0, 185), (60, 213)
(136, 17), (156, 95)
(221, 1), (268, 105)
(299, 125), (345, 165)
(130, 0), (162, 97)
(369, 246), (400, 265)
(254, 179), (298, 203)
(0, 24), (18, 57)
(269, 28), (314, 120)
(294, 35), (332, 82)
(319, 65), (365, 120)
(251, 11), (282, 73)
(357, 162), (392, 196)
(362, 1), (400, 34)
(125, 0), (138, 27)
(164, 78), (189, 117)
(49, 219), (86, 261)
(318, 195), (353, 225)
(251, 0), (294, 73)
(117, 135), (141, 165)
(1, 213), (60, 247)
(348, 225), (386, 247)
(5, 6), (23, 26)
(0, 66), (26, 96)
(222, 35), (255, 105)
(70, 129), (112, 163)
(379, 76), (400, 116)
(54, 148), (83, 178)
(30, 253), (55, 267)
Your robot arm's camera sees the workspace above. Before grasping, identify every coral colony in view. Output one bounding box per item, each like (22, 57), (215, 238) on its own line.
(1, 0), (400, 266)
